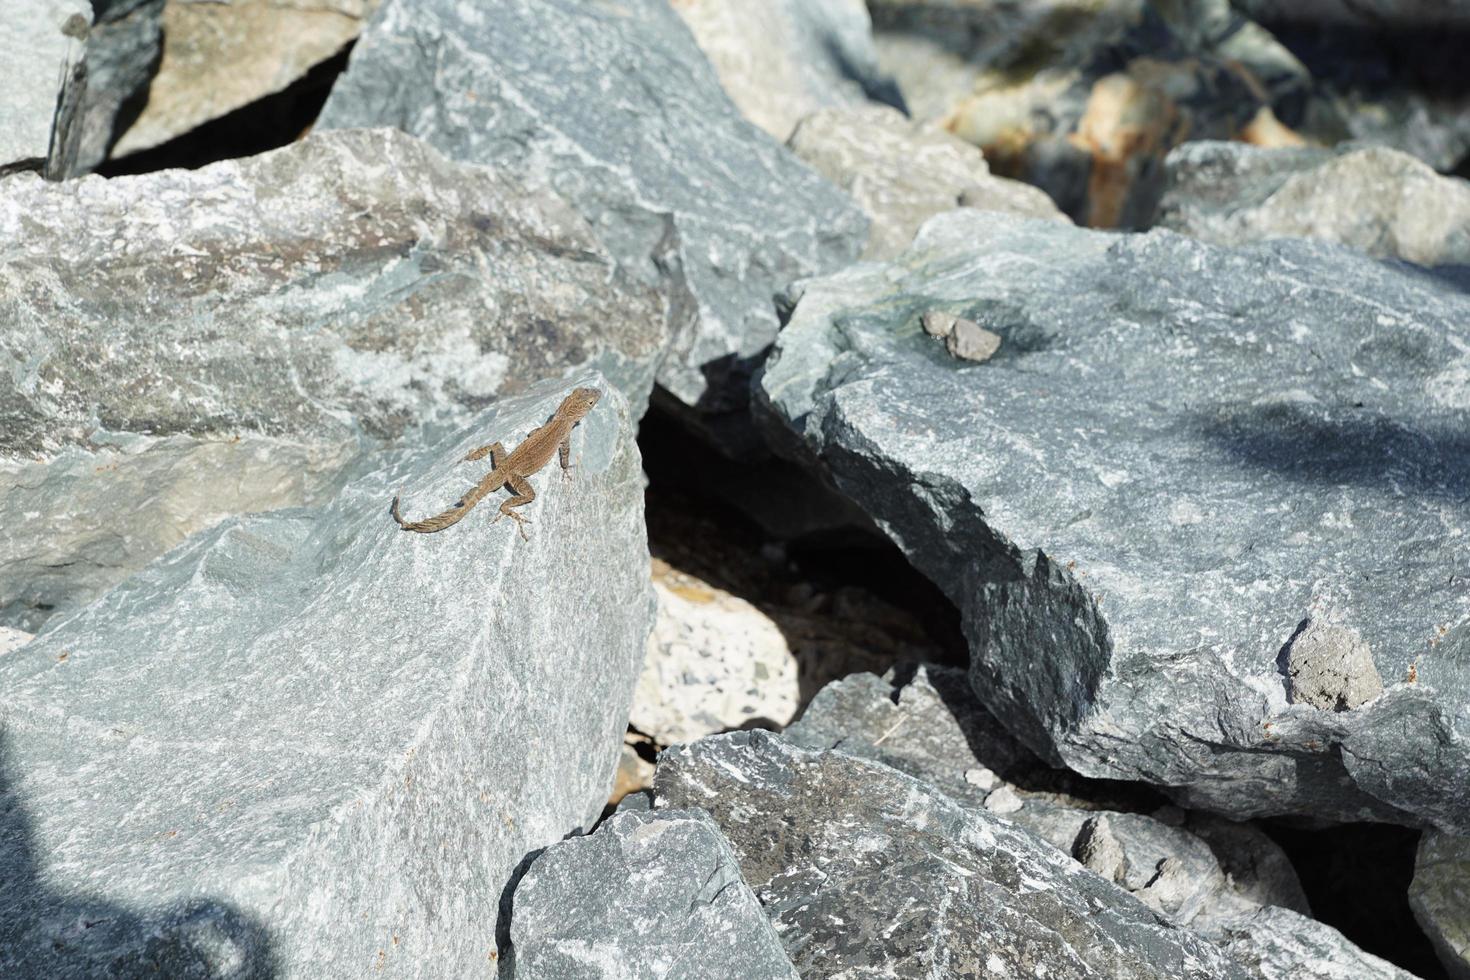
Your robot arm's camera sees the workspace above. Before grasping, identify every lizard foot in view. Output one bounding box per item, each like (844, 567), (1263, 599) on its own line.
(491, 510), (533, 541)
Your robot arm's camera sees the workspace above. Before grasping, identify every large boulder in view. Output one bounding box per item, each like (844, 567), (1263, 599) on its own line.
(1410, 831), (1470, 980)
(0, 0), (90, 178)
(506, 808), (798, 979)
(672, 0), (898, 142)
(1219, 906), (1421, 980)
(0, 127), (668, 630)
(0, 377), (654, 978)
(758, 209), (1470, 830)
(111, 0), (381, 159)
(654, 730), (1251, 978)
(317, 0), (867, 436)
(1156, 141), (1470, 266)
(71, 0), (166, 175)
(787, 103), (1066, 260)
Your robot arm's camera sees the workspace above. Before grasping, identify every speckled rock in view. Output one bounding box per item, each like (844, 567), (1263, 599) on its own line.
(319, 0), (866, 431)
(0, 0), (89, 178)
(758, 209), (1470, 830)
(671, 0), (898, 141)
(0, 128), (667, 630)
(0, 377), (654, 978)
(1410, 831), (1470, 980)
(1220, 906), (1421, 980)
(112, 0), (382, 158)
(0, 627), (33, 656)
(787, 103), (1065, 259)
(786, 666), (1310, 936)
(654, 730), (1251, 979)
(71, 0), (165, 174)
(868, 0), (1310, 227)
(632, 559), (799, 745)
(1284, 618), (1385, 712)
(507, 809), (798, 980)
(1156, 141), (1470, 266)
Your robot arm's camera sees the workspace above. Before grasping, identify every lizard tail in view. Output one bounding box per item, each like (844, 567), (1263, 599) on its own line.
(391, 483), (491, 534)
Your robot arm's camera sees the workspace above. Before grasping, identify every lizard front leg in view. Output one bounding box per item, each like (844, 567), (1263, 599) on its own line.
(559, 435), (574, 482)
(463, 441), (506, 466)
(490, 473), (536, 541)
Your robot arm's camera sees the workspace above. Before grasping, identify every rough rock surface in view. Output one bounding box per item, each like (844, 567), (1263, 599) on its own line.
(72, 0), (166, 175)
(786, 666), (1309, 935)
(0, 0), (89, 178)
(655, 730), (1251, 979)
(1156, 141), (1470, 266)
(1284, 618), (1385, 711)
(1410, 831), (1470, 980)
(113, 0), (381, 158)
(632, 559), (799, 745)
(787, 104), (1065, 260)
(507, 809), (797, 980)
(758, 209), (1470, 830)
(0, 128), (667, 630)
(671, 0), (897, 142)
(1220, 906), (1421, 980)
(868, 0), (1310, 227)
(319, 0), (866, 427)
(0, 378), (654, 978)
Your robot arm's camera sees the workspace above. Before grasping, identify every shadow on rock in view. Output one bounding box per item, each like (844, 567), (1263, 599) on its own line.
(0, 730), (278, 979)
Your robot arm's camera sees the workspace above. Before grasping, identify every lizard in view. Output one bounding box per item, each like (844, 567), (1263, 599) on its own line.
(390, 386), (601, 538)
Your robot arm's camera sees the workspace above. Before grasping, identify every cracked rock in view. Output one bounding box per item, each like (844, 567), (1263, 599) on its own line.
(0, 0), (89, 178)
(507, 809), (797, 980)
(759, 208), (1470, 830)
(319, 0), (866, 431)
(1284, 618), (1385, 712)
(0, 128), (668, 631)
(654, 729), (1251, 979)
(0, 377), (654, 978)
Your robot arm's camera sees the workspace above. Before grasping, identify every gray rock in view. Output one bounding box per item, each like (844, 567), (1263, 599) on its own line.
(318, 0), (867, 428)
(1220, 906), (1421, 980)
(0, 128), (667, 630)
(1157, 141), (1470, 266)
(674, 0), (898, 142)
(0, 377), (654, 978)
(786, 104), (1064, 260)
(654, 730), (1252, 979)
(507, 809), (798, 980)
(786, 666), (1309, 935)
(0, 0), (90, 178)
(758, 209), (1470, 830)
(1410, 831), (1470, 980)
(946, 317), (1003, 363)
(71, 0), (166, 175)
(111, 0), (382, 158)
(1285, 618), (1385, 711)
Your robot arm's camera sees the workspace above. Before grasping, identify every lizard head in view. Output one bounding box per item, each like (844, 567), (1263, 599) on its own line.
(563, 386), (602, 418)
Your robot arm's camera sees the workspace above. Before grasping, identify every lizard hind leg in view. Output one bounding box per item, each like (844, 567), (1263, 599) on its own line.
(463, 441), (507, 465)
(489, 473), (536, 541)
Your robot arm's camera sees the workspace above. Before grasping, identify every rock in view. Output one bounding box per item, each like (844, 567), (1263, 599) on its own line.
(1284, 618), (1385, 712)
(0, 0), (89, 178)
(672, 0), (898, 142)
(0, 377), (654, 977)
(654, 730), (1252, 979)
(318, 0), (867, 433)
(1221, 906), (1421, 980)
(786, 666), (1310, 935)
(1410, 831), (1470, 980)
(946, 317), (1003, 363)
(609, 731), (656, 808)
(632, 559), (799, 745)
(1232, 0), (1470, 27)
(71, 0), (166, 175)
(786, 104), (1064, 260)
(0, 128), (668, 630)
(868, 0), (1311, 227)
(506, 809), (798, 980)
(0, 627), (33, 656)
(758, 208), (1470, 830)
(1157, 141), (1470, 266)
(111, 0), (381, 159)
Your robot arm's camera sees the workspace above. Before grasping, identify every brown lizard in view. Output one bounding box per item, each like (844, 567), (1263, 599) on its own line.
(391, 386), (601, 538)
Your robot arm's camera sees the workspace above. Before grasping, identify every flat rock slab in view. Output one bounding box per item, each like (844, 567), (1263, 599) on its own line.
(758, 209), (1470, 830)
(1157, 141), (1470, 266)
(0, 127), (667, 630)
(318, 0), (866, 424)
(654, 730), (1250, 979)
(0, 377), (654, 978)
(507, 808), (797, 979)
